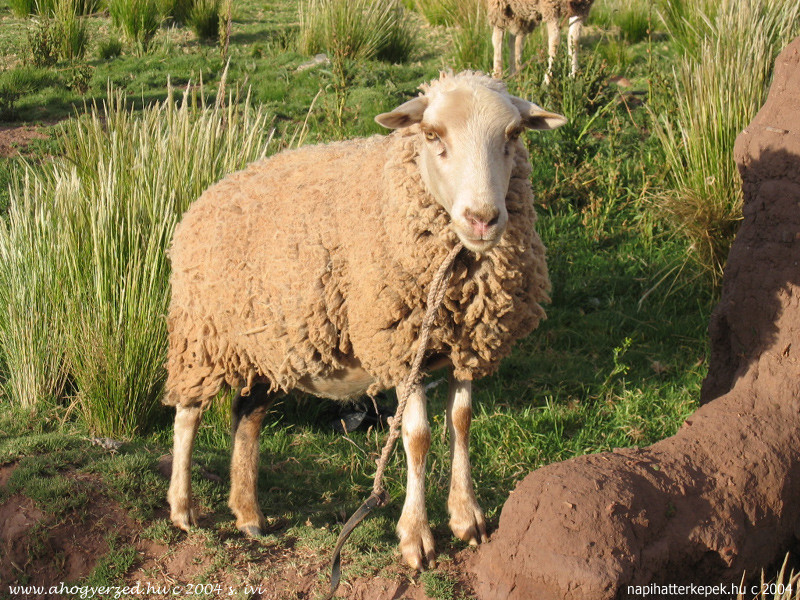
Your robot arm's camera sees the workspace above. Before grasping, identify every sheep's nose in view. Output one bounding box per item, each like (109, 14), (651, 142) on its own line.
(464, 207), (500, 238)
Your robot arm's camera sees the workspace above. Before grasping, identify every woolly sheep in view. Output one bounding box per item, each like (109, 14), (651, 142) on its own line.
(489, 0), (596, 82)
(164, 71), (566, 570)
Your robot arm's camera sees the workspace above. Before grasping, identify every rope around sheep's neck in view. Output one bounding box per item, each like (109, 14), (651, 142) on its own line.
(323, 241), (464, 600)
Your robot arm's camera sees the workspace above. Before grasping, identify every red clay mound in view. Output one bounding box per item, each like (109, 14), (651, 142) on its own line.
(468, 38), (800, 600)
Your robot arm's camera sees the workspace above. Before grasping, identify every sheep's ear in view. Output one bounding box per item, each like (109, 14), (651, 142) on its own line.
(508, 96), (567, 130)
(375, 97), (429, 129)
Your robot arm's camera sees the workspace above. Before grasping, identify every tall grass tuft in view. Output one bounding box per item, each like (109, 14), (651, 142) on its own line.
(591, 0), (653, 43)
(298, 0), (415, 63)
(97, 37), (123, 59)
(187, 0), (220, 41)
(9, 0), (39, 16)
(736, 554), (800, 600)
(52, 0), (88, 60)
(407, 0), (460, 26)
(0, 76), (274, 436)
(653, 0), (800, 280)
(656, 0), (720, 55)
(160, 0), (193, 24)
(11, 0), (102, 17)
(450, 0), (492, 72)
(0, 174), (68, 408)
(616, 5), (650, 43)
(109, 0), (162, 55)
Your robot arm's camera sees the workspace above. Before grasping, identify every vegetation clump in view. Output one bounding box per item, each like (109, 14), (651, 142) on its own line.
(108, 0), (161, 54)
(187, 0), (221, 41)
(298, 0), (415, 63)
(0, 78), (273, 435)
(653, 0), (800, 279)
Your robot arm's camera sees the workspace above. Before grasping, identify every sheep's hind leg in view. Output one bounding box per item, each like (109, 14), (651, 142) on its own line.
(396, 381), (436, 570)
(446, 375), (487, 545)
(513, 32), (526, 75)
(229, 383), (274, 537)
(168, 403), (204, 531)
(544, 19), (561, 84)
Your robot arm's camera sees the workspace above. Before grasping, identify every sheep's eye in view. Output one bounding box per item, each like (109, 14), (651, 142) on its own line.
(424, 131), (439, 142)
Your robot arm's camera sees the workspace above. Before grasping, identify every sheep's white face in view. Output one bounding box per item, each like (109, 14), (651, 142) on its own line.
(376, 81), (566, 253)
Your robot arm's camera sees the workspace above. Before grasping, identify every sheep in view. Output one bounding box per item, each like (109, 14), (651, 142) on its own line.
(164, 70), (566, 570)
(489, 0), (596, 83)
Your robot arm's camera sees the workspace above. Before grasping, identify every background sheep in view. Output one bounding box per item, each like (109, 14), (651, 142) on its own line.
(489, 0), (596, 82)
(164, 71), (565, 570)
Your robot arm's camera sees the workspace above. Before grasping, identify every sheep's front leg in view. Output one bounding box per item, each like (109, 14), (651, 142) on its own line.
(492, 26), (505, 78)
(567, 15), (583, 77)
(229, 384), (273, 537)
(168, 403), (204, 530)
(396, 381), (436, 570)
(446, 375), (487, 545)
(544, 19), (561, 84)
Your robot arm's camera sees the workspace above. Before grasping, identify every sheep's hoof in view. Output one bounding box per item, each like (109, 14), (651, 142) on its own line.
(170, 507), (198, 532)
(239, 524), (264, 538)
(398, 523), (436, 571)
(449, 507), (488, 546)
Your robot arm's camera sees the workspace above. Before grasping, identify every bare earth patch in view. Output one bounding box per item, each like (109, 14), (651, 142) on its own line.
(2, 469), (469, 599)
(0, 477), (142, 598)
(0, 461), (18, 488)
(0, 125), (49, 158)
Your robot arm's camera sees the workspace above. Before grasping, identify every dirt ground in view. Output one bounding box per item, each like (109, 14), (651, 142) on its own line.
(0, 459), (478, 599)
(0, 124), (48, 158)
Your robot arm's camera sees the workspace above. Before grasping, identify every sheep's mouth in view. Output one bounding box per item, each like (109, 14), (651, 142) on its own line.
(455, 230), (503, 253)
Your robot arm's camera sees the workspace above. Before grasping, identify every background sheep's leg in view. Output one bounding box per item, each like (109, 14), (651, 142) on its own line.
(168, 403), (204, 530)
(513, 32), (526, 75)
(396, 381), (436, 570)
(544, 19), (561, 84)
(229, 383), (273, 537)
(492, 26), (505, 78)
(507, 33), (518, 76)
(567, 15), (583, 77)
(446, 375), (488, 545)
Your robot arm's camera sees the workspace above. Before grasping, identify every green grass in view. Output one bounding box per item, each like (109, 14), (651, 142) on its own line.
(421, 571), (459, 599)
(405, 0), (460, 26)
(449, 0), (492, 72)
(108, 0), (162, 55)
(0, 80), (275, 437)
(187, 0), (220, 41)
(297, 0), (415, 63)
(51, 0), (89, 60)
(591, 0), (655, 43)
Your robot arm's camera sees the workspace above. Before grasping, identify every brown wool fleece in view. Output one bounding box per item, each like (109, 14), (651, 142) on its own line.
(164, 76), (550, 408)
(487, 0), (543, 34)
(487, 0), (595, 34)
